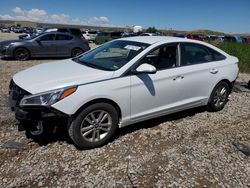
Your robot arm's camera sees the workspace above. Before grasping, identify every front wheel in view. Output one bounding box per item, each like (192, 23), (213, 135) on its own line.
(207, 81), (230, 111)
(68, 103), (119, 149)
(14, 47), (30, 60)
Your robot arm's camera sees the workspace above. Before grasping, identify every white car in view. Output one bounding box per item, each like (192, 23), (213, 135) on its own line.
(9, 36), (239, 149)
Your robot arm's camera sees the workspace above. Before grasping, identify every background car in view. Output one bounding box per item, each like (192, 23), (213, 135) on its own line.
(1, 27), (11, 33)
(173, 33), (187, 38)
(121, 32), (139, 37)
(187, 34), (203, 40)
(82, 30), (98, 42)
(140, 33), (158, 36)
(13, 27), (24, 33)
(0, 31), (90, 60)
(19, 27), (84, 40)
(94, 31), (123, 44)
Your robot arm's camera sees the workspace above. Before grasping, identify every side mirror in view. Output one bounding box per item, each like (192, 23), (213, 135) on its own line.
(132, 63), (157, 74)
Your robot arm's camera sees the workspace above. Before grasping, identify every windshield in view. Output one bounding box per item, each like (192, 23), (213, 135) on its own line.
(27, 33), (42, 39)
(75, 40), (149, 71)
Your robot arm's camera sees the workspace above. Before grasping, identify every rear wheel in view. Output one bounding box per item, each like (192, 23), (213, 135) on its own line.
(71, 48), (83, 57)
(68, 103), (118, 149)
(14, 47), (30, 60)
(207, 81), (230, 111)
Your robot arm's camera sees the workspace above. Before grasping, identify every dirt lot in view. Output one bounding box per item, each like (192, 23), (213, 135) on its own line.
(0, 32), (250, 187)
(0, 32), (20, 41)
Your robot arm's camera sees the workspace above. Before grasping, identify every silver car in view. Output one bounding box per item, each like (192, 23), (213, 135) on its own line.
(0, 32), (90, 60)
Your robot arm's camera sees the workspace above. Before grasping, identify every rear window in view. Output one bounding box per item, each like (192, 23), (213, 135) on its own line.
(56, 34), (73, 40)
(181, 43), (226, 66)
(208, 48), (226, 61)
(70, 29), (82, 35)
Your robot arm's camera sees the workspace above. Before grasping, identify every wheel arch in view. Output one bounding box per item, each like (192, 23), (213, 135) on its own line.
(207, 78), (233, 105)
(13, 46), (31, 57)
(73, 98), (122, 121)
(217, 79), (234, 92)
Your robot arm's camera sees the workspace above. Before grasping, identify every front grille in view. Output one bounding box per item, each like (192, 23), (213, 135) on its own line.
(9, 79), (30, 106)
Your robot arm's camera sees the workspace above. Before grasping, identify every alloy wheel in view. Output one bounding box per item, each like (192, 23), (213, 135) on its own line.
(80, 110), (112, 142)
(72, 48), (83, 57)
(213, 85), (228, 108)
(15, 48), (29, 60)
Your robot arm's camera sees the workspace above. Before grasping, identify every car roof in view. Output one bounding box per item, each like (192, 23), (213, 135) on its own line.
(117, 36), (198, 45)
(40, 31), (73, 36)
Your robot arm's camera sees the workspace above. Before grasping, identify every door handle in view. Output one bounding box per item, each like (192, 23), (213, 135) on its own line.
(173, 75), (184, 80)
(210, 69), (218, 74)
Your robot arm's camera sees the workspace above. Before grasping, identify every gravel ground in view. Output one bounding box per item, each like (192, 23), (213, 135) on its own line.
(0, 33), (250, 187)
(0, 32), (20, 41)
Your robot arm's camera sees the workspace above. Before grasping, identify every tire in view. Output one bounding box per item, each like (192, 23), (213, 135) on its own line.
(207, 81), (230, 112)
(25, 121), (56, 144)
(71, 48), (83, 57)
(68, 103), (119, 149)
(14, 47), (30, 60)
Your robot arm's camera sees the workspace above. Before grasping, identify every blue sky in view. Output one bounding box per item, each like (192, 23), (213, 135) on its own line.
(0, 0), (249, 33)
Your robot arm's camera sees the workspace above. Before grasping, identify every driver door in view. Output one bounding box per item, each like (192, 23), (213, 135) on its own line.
(32, 34), (56, 56)
(130, 43), (186, 121)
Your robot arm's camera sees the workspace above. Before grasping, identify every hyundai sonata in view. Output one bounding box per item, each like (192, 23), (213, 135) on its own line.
(9, 36), (239, 149)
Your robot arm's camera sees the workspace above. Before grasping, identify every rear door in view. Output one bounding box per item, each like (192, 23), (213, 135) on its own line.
(55, 34), (73, 56)
(178, 42), (227, 104)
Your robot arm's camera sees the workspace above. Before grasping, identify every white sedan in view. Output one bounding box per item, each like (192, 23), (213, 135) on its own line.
(9, 36), (239, 149)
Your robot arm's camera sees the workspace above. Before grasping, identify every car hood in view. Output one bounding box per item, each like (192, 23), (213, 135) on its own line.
(13, 59), (114, 94)
(0, 40), (20, 46)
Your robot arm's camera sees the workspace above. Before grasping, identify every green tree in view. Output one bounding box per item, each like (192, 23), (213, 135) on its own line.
(146, 26), (158, 33)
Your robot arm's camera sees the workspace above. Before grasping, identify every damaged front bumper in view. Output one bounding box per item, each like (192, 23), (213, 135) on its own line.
(8, 79), (71, 130)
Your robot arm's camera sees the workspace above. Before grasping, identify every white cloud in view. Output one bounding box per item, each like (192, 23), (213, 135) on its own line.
(0, 7), (113, 27)
(0, 14), (13, 20)
(12, 7), (24, 15)
(27, 8), (47, 21)
(93, 16), (109, 23)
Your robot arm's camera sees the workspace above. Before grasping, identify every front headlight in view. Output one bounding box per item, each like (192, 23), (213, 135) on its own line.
(3, 43), (13, 49)
(20, 86), (77, 107)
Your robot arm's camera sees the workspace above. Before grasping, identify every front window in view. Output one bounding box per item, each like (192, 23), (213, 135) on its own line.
(39, 34), (55, 41)
(75, 40), (149, 71)
(140, 44), (178, 70)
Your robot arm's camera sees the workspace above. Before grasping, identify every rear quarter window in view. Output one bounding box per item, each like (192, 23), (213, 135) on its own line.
(181, 43), (226, 66)
(70, 29), (82, 35)
(56, 34), (73, 40)
(208, 48), (226, 61)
